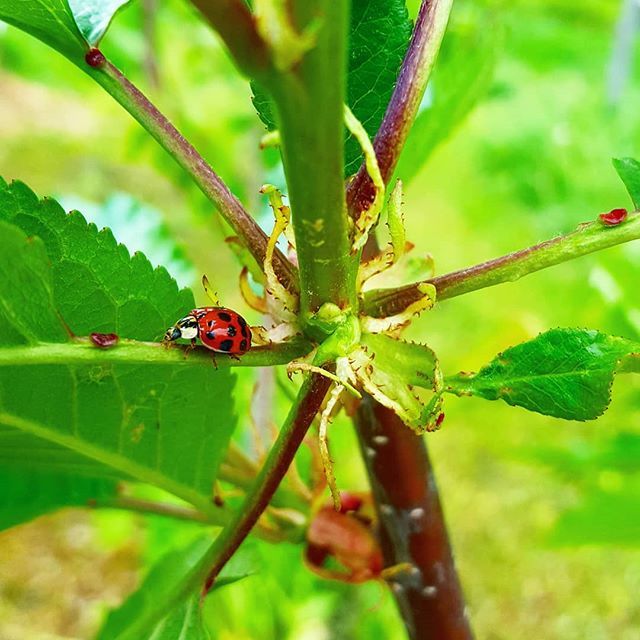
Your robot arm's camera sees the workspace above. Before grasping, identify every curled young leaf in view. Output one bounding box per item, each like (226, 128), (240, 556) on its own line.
(353, 334), (444, 433)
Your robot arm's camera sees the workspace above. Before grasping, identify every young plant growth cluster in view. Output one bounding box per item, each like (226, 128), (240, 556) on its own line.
(0, 1), (639, 638)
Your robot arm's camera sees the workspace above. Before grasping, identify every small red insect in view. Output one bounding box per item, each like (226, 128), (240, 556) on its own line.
(90, 332), (119, 348)
(599, 208), (628, 226)
(163, 276), (252, 356)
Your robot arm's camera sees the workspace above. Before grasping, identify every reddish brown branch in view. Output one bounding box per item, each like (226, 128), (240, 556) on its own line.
(354, 396), (472, 640)
(202, 373), (331, 593)
(189, 0), (271, 78)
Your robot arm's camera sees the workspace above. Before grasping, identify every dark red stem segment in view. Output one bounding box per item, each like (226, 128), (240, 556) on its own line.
(354, 396), (473, 640)
(347, 0), (448, 219)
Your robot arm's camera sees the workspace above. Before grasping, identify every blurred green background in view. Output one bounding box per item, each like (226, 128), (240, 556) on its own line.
(1, 0), (639, 638)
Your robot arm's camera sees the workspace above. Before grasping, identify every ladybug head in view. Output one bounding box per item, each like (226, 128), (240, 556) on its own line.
(163, 315), (199, 343)
(163, 325), (182, 342)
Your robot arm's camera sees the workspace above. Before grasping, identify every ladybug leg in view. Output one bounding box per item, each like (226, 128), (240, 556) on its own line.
(211, 353), (218, 370)
(229, 354), (241, 362)
(183, 339), (197, 359)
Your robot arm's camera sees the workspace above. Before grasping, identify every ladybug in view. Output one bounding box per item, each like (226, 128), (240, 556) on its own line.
(163, 276), (252, 356)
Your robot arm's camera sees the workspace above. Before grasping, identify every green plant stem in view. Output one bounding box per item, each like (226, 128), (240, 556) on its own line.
(0, 337), (312, 368)
(188, 0), (271, 78)
(354, 396), (472, 640)
(96, 495), (289, 543)
(346, 0), (453, 220)
(95, 496), (212, 523)
(201, 372), (332, 594)
(268, 1), (355, 316)
(86, 57), (298, 295)
(363, 212), (640, 317)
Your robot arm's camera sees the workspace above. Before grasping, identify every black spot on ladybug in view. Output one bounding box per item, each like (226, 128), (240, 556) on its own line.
(240, 339), (248, 351)
(240, 325), (249, 338)
(237, 316), (247, 328)
(218, 339), (233, 352)
(207, 320), (214, 329)
(206, 331), (215, 340)
(227, 325), (237, 337)
(217, 311), (232, 322)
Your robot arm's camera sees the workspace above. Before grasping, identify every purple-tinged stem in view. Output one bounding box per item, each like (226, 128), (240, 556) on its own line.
(188, 0), (271, 78)
(85, 54), (298, 295)
(363, 212), (640, 317)
(202, 372), (332, 593)
(346, 0), (453, 220)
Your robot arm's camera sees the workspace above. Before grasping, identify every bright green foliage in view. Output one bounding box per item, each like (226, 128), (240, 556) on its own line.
(99, 534), (248, 639)
(0, 178), (193, 338)
(67, 0), (130, 45)
(396, 10), (499, 185)
(151, 595), (212, 640)
(0, 0), (130, 62)
(446, 328), (640, 421)
(521, 433), (640, 547)
(0, 179), (237, 517)
(0, 0), (86, 62)
(612, 157), (640, 210)
(98, 536), (212, 640)
(252, 0), (412, 174)
(0, 468), (115, 531)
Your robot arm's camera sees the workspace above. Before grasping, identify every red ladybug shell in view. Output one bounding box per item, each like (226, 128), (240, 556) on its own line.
(191, 307), (252, 355)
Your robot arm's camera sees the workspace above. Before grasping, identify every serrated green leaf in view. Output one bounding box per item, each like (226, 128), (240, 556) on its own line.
(0, 178), (237, 518)
(445, 328), (640, 421)
(396, 10), (499, 185)
(252, 0), (412, 175)
(67, 0), (131, 45)
(0, 467), (116, 531)
(0, 0), (86, 61)
(98, 535), (248, 640)
(612, 157), (640, 210)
